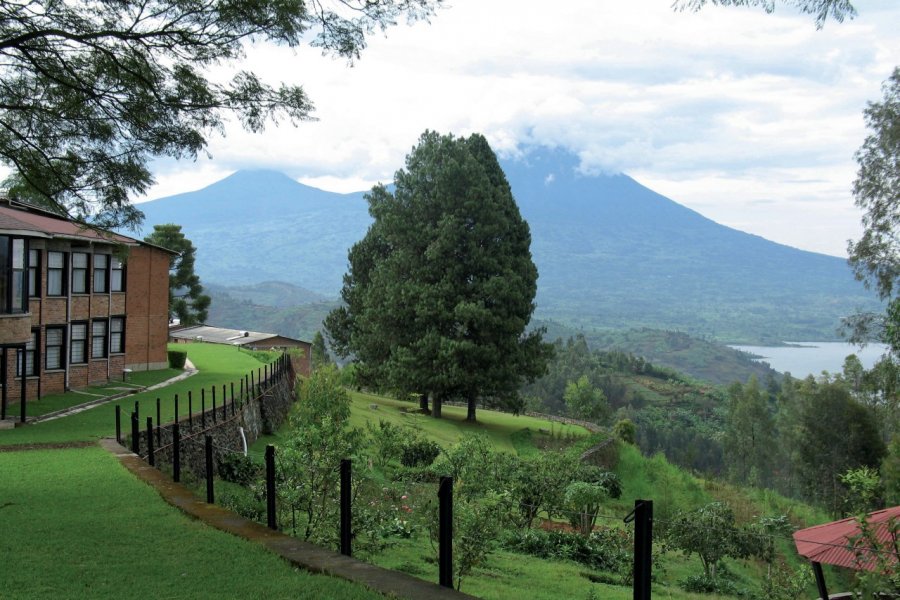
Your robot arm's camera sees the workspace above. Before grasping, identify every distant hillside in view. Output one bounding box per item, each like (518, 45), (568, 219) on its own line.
(205, 286), (337, 342)
(205, 281), (327, 308)
(138, 148), (879, 342)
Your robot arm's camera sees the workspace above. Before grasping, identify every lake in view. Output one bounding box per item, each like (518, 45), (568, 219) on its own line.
(727, 342), (890, 378)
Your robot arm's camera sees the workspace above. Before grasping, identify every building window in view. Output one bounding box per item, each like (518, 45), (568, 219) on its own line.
(71, 322), (87, 364)
(48, 251), (66, 296)
(0, 236), (27, 313)
(93, 254), (109, 293)
(92, 319), (107, 358)
(28, 248), (40, 297)
(17, 329), (39, 377)
(46, 326), (65, 370)
(72, 252), (88, 294)
(110, 257), (124, 292)
(110, 317), (125, 354)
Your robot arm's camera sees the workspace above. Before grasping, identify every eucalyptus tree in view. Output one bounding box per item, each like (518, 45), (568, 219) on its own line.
(0, 0), (439, 228)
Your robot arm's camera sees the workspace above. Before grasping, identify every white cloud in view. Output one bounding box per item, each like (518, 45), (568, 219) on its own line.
(143, 0), (900, 256)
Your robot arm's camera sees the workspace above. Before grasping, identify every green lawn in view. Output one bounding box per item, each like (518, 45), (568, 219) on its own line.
(0, 447), (384, 600)
(0, 343), (271, 446)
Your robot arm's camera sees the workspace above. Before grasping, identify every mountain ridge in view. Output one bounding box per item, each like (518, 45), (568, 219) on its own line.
(137, 148), (878, 343)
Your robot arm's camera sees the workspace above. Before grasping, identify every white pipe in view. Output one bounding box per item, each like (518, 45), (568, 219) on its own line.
(239, 426), (248, 456)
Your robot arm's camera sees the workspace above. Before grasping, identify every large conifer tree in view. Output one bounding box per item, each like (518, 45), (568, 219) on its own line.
(326, 131), (550, 420)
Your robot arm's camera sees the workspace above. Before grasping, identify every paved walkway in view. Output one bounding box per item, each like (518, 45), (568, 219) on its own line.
(103, 438), (475, 600)
(32, 361), (198, 423)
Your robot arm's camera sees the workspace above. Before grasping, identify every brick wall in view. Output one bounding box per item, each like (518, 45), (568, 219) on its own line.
(125, 245), (171, 372)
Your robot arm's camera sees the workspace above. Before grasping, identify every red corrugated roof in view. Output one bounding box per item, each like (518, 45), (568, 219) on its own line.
(0, 200), (138, 244)
(793, 506), (900, 571)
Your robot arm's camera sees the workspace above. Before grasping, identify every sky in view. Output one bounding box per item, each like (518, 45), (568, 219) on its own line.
(142, 0), (900, 258)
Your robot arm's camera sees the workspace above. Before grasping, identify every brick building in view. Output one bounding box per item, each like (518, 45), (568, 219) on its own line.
(0, 198), (174, 418)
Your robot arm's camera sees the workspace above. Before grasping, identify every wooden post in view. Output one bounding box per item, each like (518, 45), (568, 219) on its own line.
(439, 476), (453, 588)
(265, 445), (277, 530)
(812, 561), (829, 600)
(205, 435), (215, 504)
(631, 499), (653, 600)
(173, 422), (181, 483)
(146, 417), (155, 467)
(115, 405), (121, 443)
(130, 412), (139, 454)
(188, 391), (193, 430)
(341, 459), (352, 557)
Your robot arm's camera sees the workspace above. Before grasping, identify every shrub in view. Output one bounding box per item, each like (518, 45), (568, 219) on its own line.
(680, 573), (738, 595)
(218, 452), (260, 486)
(400, 437), (441, 468)
(167, 349), (187, 369)
(219, 488), (266, 522)
(500, 527), (632, 579)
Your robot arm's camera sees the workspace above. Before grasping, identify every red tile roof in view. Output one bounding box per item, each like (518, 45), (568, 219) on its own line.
(793, 506), (900, 572)
(0, 200), (139, 245)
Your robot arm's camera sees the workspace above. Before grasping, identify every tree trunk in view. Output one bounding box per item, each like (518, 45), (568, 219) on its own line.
(432, 395), (442, 419)
(466, 397), (476, 422)
(419, 393), (429, 413)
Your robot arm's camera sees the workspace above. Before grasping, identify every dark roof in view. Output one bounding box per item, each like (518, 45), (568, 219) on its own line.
(0, 199), (173, 251)
(170, 325), (309, 347)
(793, 506), (900, 571)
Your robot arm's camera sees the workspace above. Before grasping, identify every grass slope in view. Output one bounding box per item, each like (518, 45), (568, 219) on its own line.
(0, 447), (383, 600)
(0, 343), (268, 446)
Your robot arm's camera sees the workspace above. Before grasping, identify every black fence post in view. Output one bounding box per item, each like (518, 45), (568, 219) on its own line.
(341, 458), (352, 556)
(188, 391), (193, 430)
(230, 382), (235, 414)
(250, 371), (255, 397)
(130, 411), (139, 454)
(439, 476), (453, 589)
(146, 417), (155, 467)
(265, 445), (277, 530)
(212, 386), (217, 423)
(156, 397), (161, 446)
(222, 385), (227, 416)
(632, 499), (653, 600)
(205, 435), (214, 504)
(134, 400), (139, 423)
(115, 405), (121, 443)
(173, 422), (181, 483)
(174, 393), (179, 424)
(201, 388), (206, 428)
(239, 378), (244, 406)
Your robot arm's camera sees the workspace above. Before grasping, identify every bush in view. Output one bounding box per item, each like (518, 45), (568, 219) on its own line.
(680, 573), (738, 595)
(500, 527), (632, 578)
(218, 452), (260, 486)
(167, 349), (187, 369)
(400, 437), (441, 468)
(219, 489), (266, 522)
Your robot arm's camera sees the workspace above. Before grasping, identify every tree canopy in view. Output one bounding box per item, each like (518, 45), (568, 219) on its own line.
(0, 0), (439, 229)
(326, 130), (551, 420)
(674, 0), (856, 28)
(144, 223), (210, 325)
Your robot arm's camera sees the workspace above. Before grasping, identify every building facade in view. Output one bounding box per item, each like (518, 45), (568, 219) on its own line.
(0, 199), (173, 412)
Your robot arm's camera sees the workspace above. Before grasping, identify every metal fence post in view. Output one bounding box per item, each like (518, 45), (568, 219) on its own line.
(205, 435), (214, 504)
(130, 411), (139, 454)
(146, 417), (155, 466)
(174, 393), (179, 424)
(212, 385), (217, 423)
(341, 458), (352, 556)
(188, 391), (193, 430)
(201, 388), (206, 428)
(115, 405), (121, 443)
(632, 499), (653, 600)
(266, 445), (277, 530)
(230, 382), (235, 414)
(439, 476), (453, 588)
(173, 422), (181, 483)
(222, 385), (227, 416)
(156, 397), (161, 446)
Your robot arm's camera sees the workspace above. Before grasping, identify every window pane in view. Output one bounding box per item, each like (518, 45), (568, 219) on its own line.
(93, 254), (108, 269)
(48, 271), (62, 295)
(46, 346), (61, 370)
(11, 239), (23, 268)
(48, 252), (63, 269)
(46, 328), (62, 346)
(73, 253), (87, 268)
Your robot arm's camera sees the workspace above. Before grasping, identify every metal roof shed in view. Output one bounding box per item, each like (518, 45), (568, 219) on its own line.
(793, 506), (900, 599)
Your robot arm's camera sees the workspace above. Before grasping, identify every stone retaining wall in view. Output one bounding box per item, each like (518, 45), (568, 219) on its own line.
(132, 358), (295, 480)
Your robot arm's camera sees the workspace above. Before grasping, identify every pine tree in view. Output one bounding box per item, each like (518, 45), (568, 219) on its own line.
(326, 131), (551, 420)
